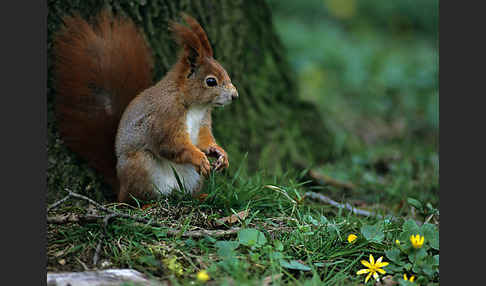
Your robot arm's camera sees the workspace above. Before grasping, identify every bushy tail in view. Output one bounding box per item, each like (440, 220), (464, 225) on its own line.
(53, 10), (153, 187)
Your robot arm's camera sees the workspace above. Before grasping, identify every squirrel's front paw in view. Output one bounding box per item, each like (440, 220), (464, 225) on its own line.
(192, 150), (211, 177)
(207, 146), (229, 171)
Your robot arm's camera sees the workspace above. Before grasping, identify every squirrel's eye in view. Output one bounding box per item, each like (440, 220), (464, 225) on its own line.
(205, 77), (217, 87)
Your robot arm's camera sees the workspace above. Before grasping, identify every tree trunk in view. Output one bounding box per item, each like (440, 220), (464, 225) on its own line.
(47, 0), (332, 202)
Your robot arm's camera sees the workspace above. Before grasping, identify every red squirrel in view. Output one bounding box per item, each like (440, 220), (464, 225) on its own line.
(53, 10), (238, 203)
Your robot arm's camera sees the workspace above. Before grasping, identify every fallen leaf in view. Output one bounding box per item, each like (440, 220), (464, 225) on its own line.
(377, 275), (397, 286)
(216, 210), (249, 225)
(262, 273), (283, 286)
(141, 204), (155, 210)
(58, 259), (66, 265)
(196, 193), (209, 202)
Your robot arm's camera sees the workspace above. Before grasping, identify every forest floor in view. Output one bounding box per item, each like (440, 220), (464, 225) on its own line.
(46, 136), (439, 285)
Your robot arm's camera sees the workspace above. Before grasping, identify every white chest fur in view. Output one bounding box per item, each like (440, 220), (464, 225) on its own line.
(148, 105), (208, 196)
(185, 105), (208, 144)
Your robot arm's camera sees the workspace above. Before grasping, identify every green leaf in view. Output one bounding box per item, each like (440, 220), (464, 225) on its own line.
(204, 236), (217, 244)
(269, 251), (284, 260)
(421, 223), (439, 250)
(399, 219), (422, 247)
(404, 263), (412, 271)
(306, 215), (319, 226)
(426, 202), (439, 215)
(421, 256), (438, 276)
(215, 241), (239, 259)
(274, 240), (284, 251)
(407, 198), (423, 211)
(249, 251), (260, 262)
(360, 223), (385, 243)
(238, 228), (267, 248)
(402, 219), (420, 234)
(433, 254), (439, 266)
(383, 263), (403, 274)
(280, 259), (312, 271)
(320, 215), (329, 224)
(423, 265), (435, 276)
(385, 248), (403, 265)
(408, 247), (427, 263)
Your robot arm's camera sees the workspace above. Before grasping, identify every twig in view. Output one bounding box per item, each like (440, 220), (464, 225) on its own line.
(49, 189), (242, 238)
(47, 194), (72, 212)
(93, 213), (119, 266)
(64, 189), (165, 226)
(93, 240), (103, 267)
(307, 170), (357, 190)
(305, 191), (384, 219)
(68, 189), (240, 236)
(47, 214), (105, 224)
(75, 257), (89, 271)
(66, 190), (113, 213)
(166, 227), (241, 237)
(424, 213), (439, 226)
(305, 191), (426, 226)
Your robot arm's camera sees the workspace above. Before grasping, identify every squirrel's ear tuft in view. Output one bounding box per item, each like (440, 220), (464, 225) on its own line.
(180, 13), (213, 58)
(169, 20), (203, 66)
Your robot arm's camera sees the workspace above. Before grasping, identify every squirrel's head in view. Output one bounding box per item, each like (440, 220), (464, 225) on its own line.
(169, 13), (238, 107)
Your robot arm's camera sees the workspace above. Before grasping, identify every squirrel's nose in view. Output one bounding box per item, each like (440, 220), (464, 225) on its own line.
(227, 83), (238, 100)
(231, 90), (239, 100)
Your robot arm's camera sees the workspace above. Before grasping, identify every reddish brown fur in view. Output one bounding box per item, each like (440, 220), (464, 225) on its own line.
(54, 10), (236, 203)
(54, 10), (153, 187)
(198, 125), (229, 170)
(180, 13), (213, 57)
(168, 14), (231, 91)
(149, 106), (211, 175)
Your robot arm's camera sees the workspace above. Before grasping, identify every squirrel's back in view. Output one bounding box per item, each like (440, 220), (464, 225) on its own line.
(53, 10), (153, 187)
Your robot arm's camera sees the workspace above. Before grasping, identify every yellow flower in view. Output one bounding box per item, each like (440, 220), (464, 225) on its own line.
(395, 239), (400, 245)
(196, 270), (210, 282)
(163, 256), (184, 276)
(410, 234), (425, 249)
(356, 254), (389, 283)
(348, 234), (358, 243)
(403, 273), (415, 282)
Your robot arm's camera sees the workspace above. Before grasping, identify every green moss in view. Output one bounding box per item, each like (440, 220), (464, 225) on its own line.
(47, 0), (333, 203)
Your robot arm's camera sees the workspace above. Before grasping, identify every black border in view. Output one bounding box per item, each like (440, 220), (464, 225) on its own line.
(42, 0), (48, 284)
(2, 1), (47, 285)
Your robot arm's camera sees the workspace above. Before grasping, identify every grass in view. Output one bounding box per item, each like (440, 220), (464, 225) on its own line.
(47, 152), (439, 285)
(47, 0), (438, 285)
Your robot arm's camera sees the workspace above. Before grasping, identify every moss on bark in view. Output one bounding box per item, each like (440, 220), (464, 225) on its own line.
(47, 0), (333, 203)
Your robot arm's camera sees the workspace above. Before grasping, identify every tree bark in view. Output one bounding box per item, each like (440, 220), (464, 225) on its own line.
(47, 0), (332, 202)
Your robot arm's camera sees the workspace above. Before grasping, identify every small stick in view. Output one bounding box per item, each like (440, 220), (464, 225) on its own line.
(305, 191), (425, 226)
(49, 189), (242, 238)
(64, 189), (165, 227)
(47, 214), (104, 224)
(75, 257), (89, 271)
(424, 213), (436, 225)
(165, 227), (241, 238)
(305, 191), (384, 218)
(93, 213), (119, 266)
(47, 194), (72, 212)
(307, 170), (357, 190)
